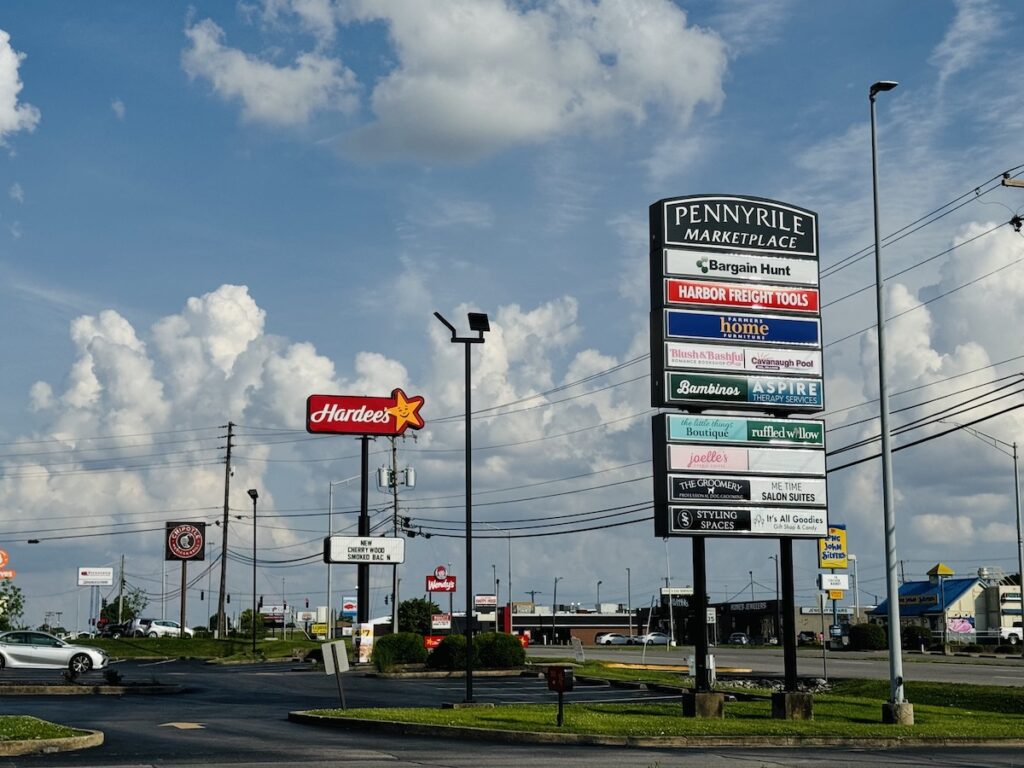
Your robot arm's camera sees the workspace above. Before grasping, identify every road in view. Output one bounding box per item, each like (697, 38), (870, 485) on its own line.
(0, 657), (1021, 767)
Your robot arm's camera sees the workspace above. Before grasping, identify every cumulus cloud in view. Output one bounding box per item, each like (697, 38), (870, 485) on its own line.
(0, 29), (40, 145)
(8, 181), (22, 202)
(111, 98), (126, 120)
(182, 17), (359, 127)
(184, 1), (726, 160)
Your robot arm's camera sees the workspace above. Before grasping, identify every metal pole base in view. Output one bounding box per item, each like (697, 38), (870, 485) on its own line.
(882, 702), (914, 725)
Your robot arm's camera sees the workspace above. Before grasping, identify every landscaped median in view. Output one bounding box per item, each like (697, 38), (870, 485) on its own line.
(0, 716), (102, 757)
(289, 667), (1024, 747)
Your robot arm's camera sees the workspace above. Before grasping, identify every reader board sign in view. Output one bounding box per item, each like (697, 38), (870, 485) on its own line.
(669, 506), (827, 537)
(665, 279), (819, 314)
(665, 309), (820, 347)
(475, 594), (497, 607)
(668, 475), (827, 507)
(431, 613), (452, 630)
(667, 444), (826, 476)
(666, 414), (824, 447)
(655, 196), (819, 258)
(818, 573), (850, 591)
(77, 567), (114, 587)
(664, 372), (823, 411)
(324, 536), (406, 564)
(818, 524), (849, 569)
(665, 342), (822, 376)
(664, 248), (820, 287)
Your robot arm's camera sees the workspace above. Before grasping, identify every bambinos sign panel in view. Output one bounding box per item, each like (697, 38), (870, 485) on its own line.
(306, 388), (425, 436)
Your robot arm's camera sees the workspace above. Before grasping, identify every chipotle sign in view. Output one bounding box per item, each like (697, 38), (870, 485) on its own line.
(306, 388), (425, 436)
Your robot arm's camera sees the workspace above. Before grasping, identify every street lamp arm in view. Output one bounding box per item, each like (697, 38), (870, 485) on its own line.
(941, 419), (1014, 457)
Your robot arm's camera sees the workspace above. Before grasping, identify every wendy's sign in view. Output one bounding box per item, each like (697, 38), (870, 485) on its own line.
(306, 388), (425, 436)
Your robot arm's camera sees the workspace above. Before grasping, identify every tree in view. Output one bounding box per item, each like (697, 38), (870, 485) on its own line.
(100, 587), (148, 623)
(0, 581), (25, 631)
(398, 597), (440, 635)
(238, 609), (267, 638)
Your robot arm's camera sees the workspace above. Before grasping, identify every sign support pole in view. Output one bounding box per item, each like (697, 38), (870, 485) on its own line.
(357, 436), (370, 625)
(781, 538), (798, 691)
(692, 538), (710, 692)
(330, 643), (347, 709)
(180, 560), (187, 638)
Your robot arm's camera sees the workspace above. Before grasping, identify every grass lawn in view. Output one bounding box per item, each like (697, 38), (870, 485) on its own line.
(88, 636), (332, 661)
(0, 716), (87, 742)
(307, 671), (1024, 740)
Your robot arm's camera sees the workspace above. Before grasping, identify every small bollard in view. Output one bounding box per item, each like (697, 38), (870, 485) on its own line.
(546, 665), (574, 726)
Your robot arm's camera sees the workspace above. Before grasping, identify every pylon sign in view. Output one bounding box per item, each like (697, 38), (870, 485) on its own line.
(650, 194), (827, 539)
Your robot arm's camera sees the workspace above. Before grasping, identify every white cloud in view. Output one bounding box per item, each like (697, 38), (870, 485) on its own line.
(182, 17), (359, 127)
(111, 98), (126, 120)
(8, 181), (23, 202)
(0, 29), (40, 145)
(929, 0), (1001, 90)
(343, 0), (727, 160)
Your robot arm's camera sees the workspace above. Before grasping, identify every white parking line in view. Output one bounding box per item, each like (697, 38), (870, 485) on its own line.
(139, 659), (178, 667)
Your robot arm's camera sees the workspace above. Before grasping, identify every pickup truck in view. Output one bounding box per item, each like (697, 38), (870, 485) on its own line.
(1000, 621), (1022, 645)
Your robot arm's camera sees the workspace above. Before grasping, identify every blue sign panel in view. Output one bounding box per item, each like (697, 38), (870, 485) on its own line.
(665, 310), (820, 347)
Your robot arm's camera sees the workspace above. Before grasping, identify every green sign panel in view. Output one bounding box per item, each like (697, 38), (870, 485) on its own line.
(664, 372), (824, 412)
(666, 415), (824, 447)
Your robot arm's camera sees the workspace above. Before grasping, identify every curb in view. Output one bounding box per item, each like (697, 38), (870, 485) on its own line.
(0, 729), (103, 757)
(0, 684), (183, 696)
(366, 669), (530, 680)
(287, 711), (1024, 749)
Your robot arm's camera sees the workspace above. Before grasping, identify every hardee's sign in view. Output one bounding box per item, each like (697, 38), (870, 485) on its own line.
(306, 388), (425, 436)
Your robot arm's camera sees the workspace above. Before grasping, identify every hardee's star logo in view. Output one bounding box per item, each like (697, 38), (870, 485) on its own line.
(387, 388), (425, 433)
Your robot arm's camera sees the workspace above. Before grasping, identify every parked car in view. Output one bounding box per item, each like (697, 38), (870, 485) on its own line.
(797, 631), (818, 645)
(0, 630), (108, 674)
(135, 619), (194, 638)
(728, 632), (750, 645)
(99, 621), (129, 639)
(639, 631), (672, 645)
(595, 633), (628, 645)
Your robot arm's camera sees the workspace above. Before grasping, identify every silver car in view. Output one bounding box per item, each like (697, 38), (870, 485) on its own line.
(0, 630), (109, 674)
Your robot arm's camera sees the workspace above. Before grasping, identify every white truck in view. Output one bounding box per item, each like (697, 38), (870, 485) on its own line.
(1000, 621), (1023, 645)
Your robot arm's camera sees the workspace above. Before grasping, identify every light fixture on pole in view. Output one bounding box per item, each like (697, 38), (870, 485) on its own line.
(596, 580), (602, 610)
(434, 310), (489, 703)
(247, 488), (259, 656)
(869, 78), (911, 724)
(941, 419), (1024, 659)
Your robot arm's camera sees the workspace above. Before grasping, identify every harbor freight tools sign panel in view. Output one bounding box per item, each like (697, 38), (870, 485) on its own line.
(165, 522), (206, 561)
(306, 388), (425, 436)
(324, 536), (406, 564)
(650, 195), (822, 412)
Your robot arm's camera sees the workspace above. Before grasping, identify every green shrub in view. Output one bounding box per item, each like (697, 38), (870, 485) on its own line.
(962, 643), (983, 653)
(475, 632), (526, 668)
(426, 633), (480, 671)
(848, 623), (887, 651)
(900, 624), (931, 650)
(371, 632), (427, 672)
(995, 645), (1016, 654)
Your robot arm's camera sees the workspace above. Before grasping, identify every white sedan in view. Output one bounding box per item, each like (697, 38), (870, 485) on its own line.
(0, 630), (109, 674)
(595, 633), (629, 645)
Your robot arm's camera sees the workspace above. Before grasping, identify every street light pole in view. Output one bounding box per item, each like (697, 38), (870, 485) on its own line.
(247, 488), (258, 656)
(434, 310), (489, 703)
(941, 421), (1024, 659)
(850, 554), (862, 623)
(769, 554), (780, 641)
(870, 79), (910, 722)
(326, 476), (358, 642)
(597, 580), (602, 611)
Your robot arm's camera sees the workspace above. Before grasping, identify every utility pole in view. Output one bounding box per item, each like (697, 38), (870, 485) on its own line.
(526, 590), (543, 604)
(217, 422), (234, 637)
(117, 554), (125, 623)
(390, 437), (400, 633)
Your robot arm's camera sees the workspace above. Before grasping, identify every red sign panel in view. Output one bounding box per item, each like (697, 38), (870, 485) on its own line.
(426, 575), (457, 592)
(665, 278), (819, 314)
(306, 388), (425, 436)
(424, 635), (445, 650)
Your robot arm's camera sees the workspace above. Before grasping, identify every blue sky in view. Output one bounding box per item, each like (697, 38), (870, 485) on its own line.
(1, 0), (1023, 631)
